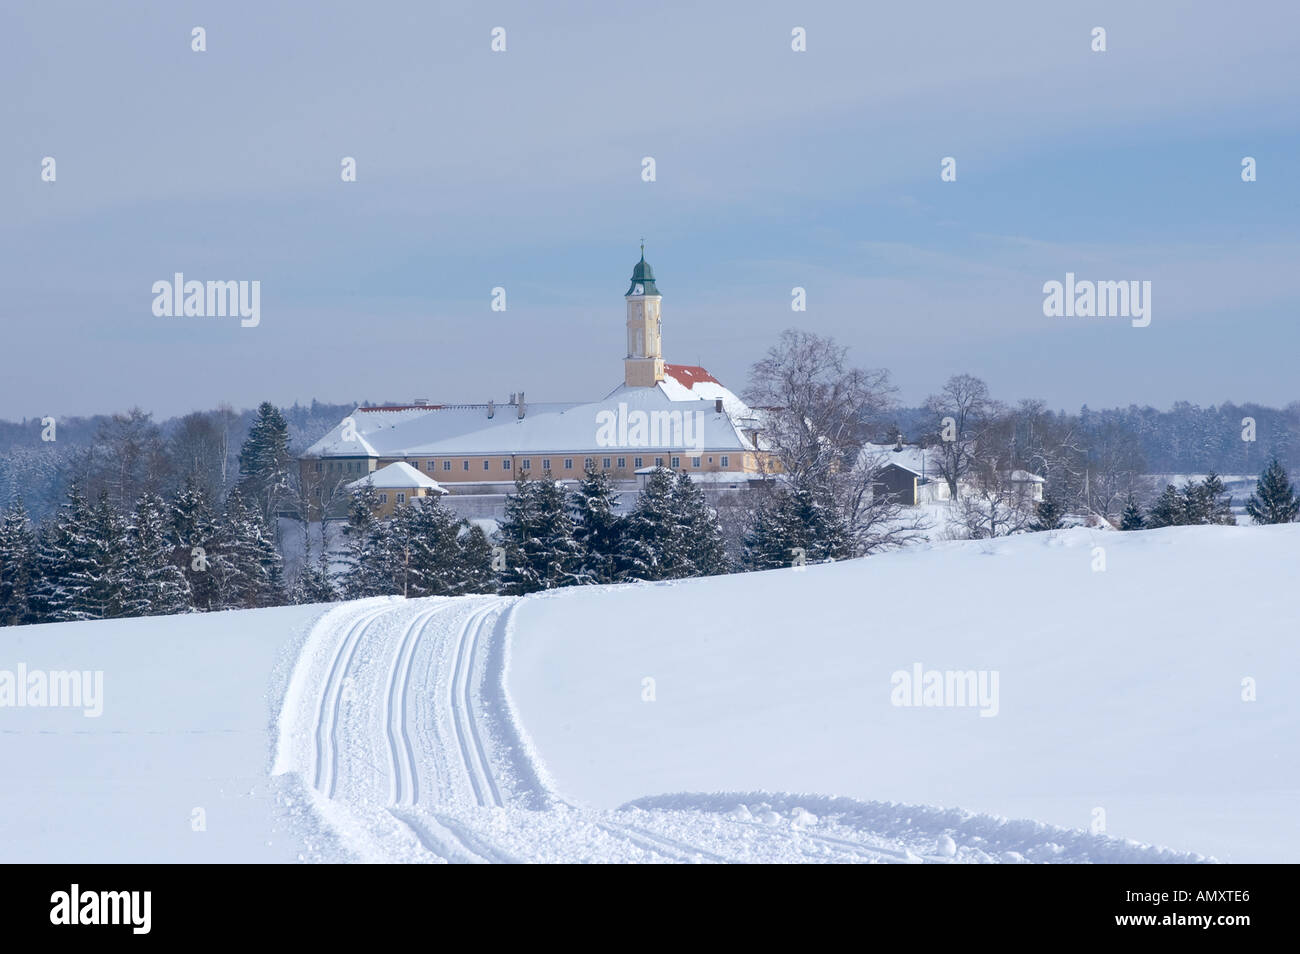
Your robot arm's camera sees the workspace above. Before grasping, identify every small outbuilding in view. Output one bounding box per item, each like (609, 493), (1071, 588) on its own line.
(860, 441), (950, 506)
(348, 461), (448, 517)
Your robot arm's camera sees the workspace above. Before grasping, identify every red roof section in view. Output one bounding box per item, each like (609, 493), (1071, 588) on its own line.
(663, 364), (720, 389)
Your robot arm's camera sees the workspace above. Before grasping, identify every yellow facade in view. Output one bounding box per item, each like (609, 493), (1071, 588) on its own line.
(298, 450), (755, 518)
(624, 291), (665, 387)
(367, 486), (437, 519)
(379, 450), (745, 483)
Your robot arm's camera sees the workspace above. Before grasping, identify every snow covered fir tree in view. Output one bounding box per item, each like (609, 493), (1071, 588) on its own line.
(1245, 458), (1299, 525)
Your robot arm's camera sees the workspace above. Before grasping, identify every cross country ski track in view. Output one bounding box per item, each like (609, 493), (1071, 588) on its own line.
(274, 595), (1210, 864)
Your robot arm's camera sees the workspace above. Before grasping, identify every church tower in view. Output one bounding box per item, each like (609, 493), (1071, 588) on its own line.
(624, 245), (665, 387)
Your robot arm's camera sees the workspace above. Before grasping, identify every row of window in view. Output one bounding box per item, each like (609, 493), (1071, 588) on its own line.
(313, 455), (734, 477)
(314, 460), (367, 474)
(418, 455), (730, 472)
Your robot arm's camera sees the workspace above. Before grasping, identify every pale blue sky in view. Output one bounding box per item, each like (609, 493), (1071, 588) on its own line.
(3, 0), (1298, 418)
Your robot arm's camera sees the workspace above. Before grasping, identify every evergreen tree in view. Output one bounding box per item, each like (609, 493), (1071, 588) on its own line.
(498, 473), (581, 594)
(456, 523), (497, 595)
(1199, 472), (1236, 525)
(1145, 484), (1184, 528)
(30, 487), (84, 623)
(619, 468), (682, 581)
(169, 476), (219, 610)
(212, 486), (284, 608)
(341, 495), (496, 599)
(1245, 458), (1299, 525)
(740, 498), (793, 571)
(237, 401), (292, 525)
(38, 489), (128, 622)
(783, 484), (850, 563)
(1178, 479), (1209, 525)
(80, 492), (129, 620)
(340, 483), (386, 599)
(0, 499), (36, 626)
(571, 467), (623, 584)
(240, 489), (284, 608)
(1146, 476), (1234, 528)
(121, 493), (191, 617)
(1030, 491), (1066, 531)
(389, 496), (466, 597)
(673, 471), (730, 576)
(358, 522), (406, 598)
(1120, 495), (1145, 531)
(742, 483), (849, 570)
(380, 505), (416, 598)
(208, 493), (243, 609)
(292, 541), (338, 604)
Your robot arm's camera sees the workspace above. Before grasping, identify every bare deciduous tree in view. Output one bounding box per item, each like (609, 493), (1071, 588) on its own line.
(923, 374), (1002, 498)
(745, 330), (895, 488)
(169, 411), (230, 501)
(950, 460), (1037, 539)
(83, 408), (172, 511)
(1080, 420), (1148, 519)
(838, 449), (931, 555)
(744, 330), (925, 558)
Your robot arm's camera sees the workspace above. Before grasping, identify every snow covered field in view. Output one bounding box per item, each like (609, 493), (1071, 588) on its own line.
(0, 603), (325, 862)
(510, 524), (1299, 863)
(2, 525), (1295, 863)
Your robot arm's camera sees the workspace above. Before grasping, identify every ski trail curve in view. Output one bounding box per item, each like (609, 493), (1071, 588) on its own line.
(278, 595), (1183, 863)
(447, 600), (507, 808)
(384, 604), (448, 807)
(312, 605), (389, 797)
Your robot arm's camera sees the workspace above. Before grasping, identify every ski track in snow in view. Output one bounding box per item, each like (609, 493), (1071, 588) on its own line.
(275, 596), (1214, 864)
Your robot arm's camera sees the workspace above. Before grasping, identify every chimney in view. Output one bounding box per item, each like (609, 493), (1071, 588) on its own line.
(508, 392), (516, 405)
(517, 391), (526, 419)
(487, 399), (495, 419)
(895, 433), (904, 452)
(714, 398), (724, 414)
(413, 397), (429, 406)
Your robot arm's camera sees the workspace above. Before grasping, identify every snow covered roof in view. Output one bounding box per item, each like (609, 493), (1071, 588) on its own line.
(634, 464), (758, 486)
(307, 373), (756, 459)
(858, 442), (943, 478)
(347, 461), (447, 492)
(1005, 469), (1046, 483)
(676, 471), (760, 484)
(662, 364), (717, 389)
(607, 364), (754, 421)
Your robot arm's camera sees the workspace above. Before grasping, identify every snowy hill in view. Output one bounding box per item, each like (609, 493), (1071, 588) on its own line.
(3, 525), (1296, 863)
(508, 524), (1300, 862)
(0, 604), (326, 862)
